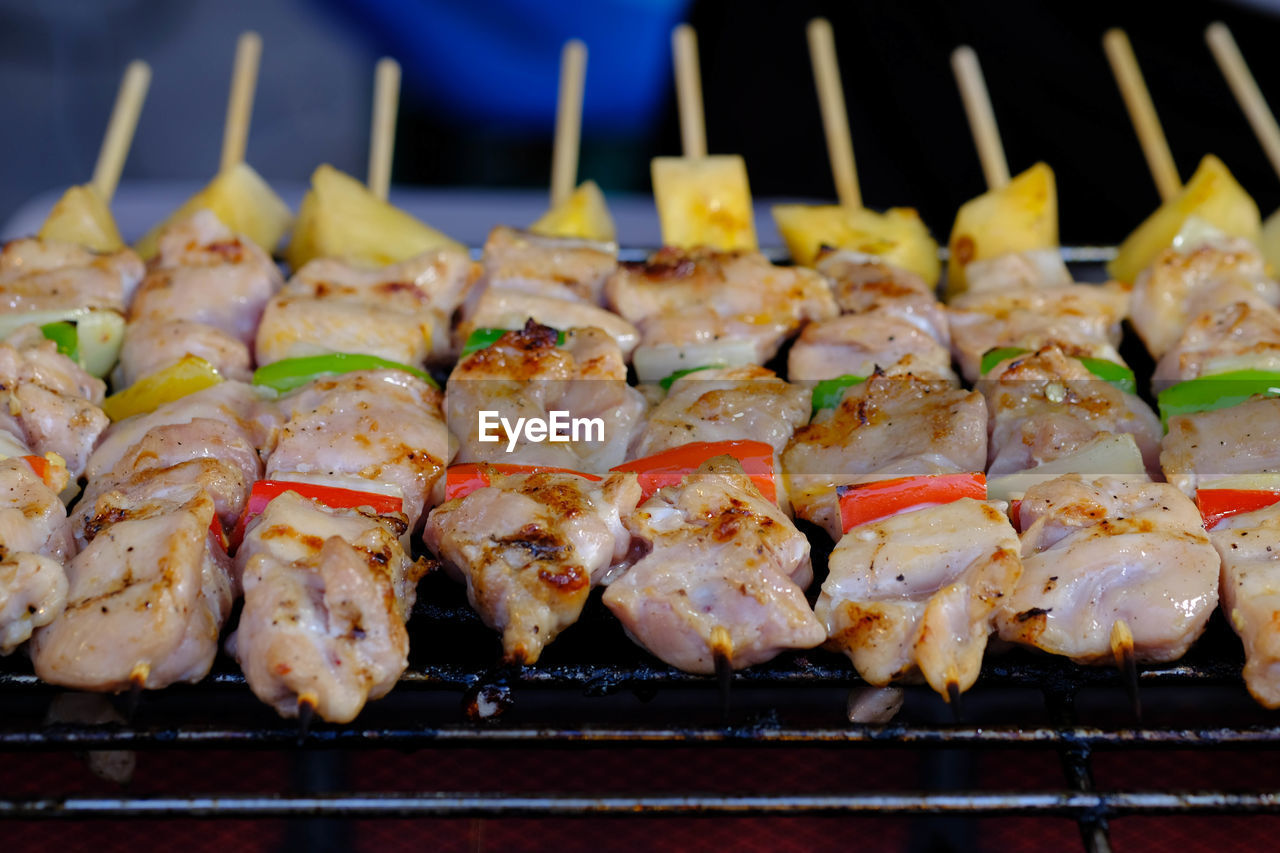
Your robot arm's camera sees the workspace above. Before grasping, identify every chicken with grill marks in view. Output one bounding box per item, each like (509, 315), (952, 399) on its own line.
(947, 282), (1130, 383)
(781, 371), (988, 540)
(816, 498), (1021, 699)
(815, 250), (950, 347)
(0, 458), (71, 653)
(1161, 397), (1280, 498)
(787, 314), (957, 384)
(997, 475), (1219, 664)
(267, 369), (450, 528)
(0, 328), (108, 480)
(1153, 300), (1280, 385)
(0, 237), (143, 314)
(120, 210), (282, 385)
(424, 470), (640, 664)
(447, 321), (647, 474)
(605, 247), (837, 376)
(1130, 238), (1280, 360)
(231, 490), (428, 722)
(1210, 503), (1280, 707)
(602, 457), (824, 673)
(478, 225), (616, 305)
(257, 246), (476, 369)
(981, 346), (1162, 479)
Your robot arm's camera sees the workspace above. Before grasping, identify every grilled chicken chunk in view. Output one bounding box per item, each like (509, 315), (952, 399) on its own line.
(631, 366), (810, 458)
(30, 490), (234, 691)
(816, 498), (1021, 698)
(447, 321), (647, 474)
(121, 210), (283, 384)
(424, 470), (640, 663)
(815, 251), (950, 346)
(1161, 398), (1280, 498)
(788, 314), (957, 383)
(782, 372), (988, 540)
(948, 282), (1130, 382)
(257, 248), (476, 369)
(605, 248), (837, 370)
(458, 287), (641, 358)
(1211, 503), (1280, 707)
(1130, 239), (1280, 360)
(1153, 301), (1280, 385)
(962, 248), (1073, 294)
(0, 458), (72, 653)
(480, 226), (616, 304)
(0, 237), (143, 313)
(0, 331), (108, 479)
(602, 457), (824, 673)
(267, 370), (450, 528)
(982, 346), (1162, 478)
(997, 475), (1219, 664)
(232, 490), (427, 722)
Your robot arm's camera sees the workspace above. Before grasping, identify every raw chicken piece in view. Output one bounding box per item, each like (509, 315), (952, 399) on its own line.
(1131, 239), (1280, 359)
(948, 282), (1130, 382)
(982, 346), (1161, 478)
(30, 491), (234, 691)
(814, 250), (950, 346)
(782, 371), (988, 539)
(606, 247), (837, 368)
(1161, 398), (1280, 498)
(0, 332), (108, 479)
(0, 237), (143, 314)
(268, 369), (450, 527)
(631, 366), (810, 457)
(256, 248), (476, 368)
(424, 470), (640, 663)
(121, 210), (283, 385)
(458, 287), (641, 358)
(0, 458), (73, 653)
(447, 321), (647, 474)
(1210, 503), (1280, 707)
(479, 225), (616, 304)
(231, 490), (427, 722)
(997, 475), (1219, 664)
(602, 457), (824, 673)
(816, 498), (1021, 698)
(787, 314), (957, 383)
(1153, 301), (1280, 385)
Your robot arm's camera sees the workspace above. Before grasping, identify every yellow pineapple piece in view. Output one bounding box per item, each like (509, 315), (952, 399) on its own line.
(529, 180), (616, 243)
(651, 155), (756, 251)
(135, 162), (293, 260)
(286, 164), (465, 270)
(946, 162), (1057, 298)
(771, 204), (940, 285)
(38, 185), (124, 253)
(1109, 155), (1261, 283)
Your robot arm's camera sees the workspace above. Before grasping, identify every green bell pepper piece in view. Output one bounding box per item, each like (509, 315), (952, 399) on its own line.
(659, 364), (721, 390)
(252, 353), (439, 394)
(1157, 369), (1280, 430)
(979, 347), (1136, 395)
(40, 321), (79, 362)
(811, 374), (867, 413)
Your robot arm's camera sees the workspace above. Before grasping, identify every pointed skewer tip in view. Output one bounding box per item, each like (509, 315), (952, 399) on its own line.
(296, 694), (317, 743)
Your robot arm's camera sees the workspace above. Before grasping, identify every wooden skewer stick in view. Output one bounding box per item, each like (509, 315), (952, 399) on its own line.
(550, 40), (588, 208)
(91, 60), (151, 203)
(367, 57), (401, 202)
(806, 18), (861, 209)
(672, 24), (707, 158)
(1111, 618), (1142, 720)
(951, 46), (1010, 191)
(1206, 22), (1280, 184)
(219, 31), (263, 172)
(1103, 28), (1180, 202)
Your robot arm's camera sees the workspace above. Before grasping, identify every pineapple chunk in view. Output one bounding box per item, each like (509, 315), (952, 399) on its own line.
(771, 204), (940, 285)
(946, 162), (1057, 298)
(286, 164), (465, 270)
(530, 180), (616, 243)
(651, 155), (756, 251)
(38, 185), (124, 253)
(135, 162), (293, 260)
(1109, 155), (1260, 283)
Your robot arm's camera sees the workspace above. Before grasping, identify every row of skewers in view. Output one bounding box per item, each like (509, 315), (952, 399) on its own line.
(5, 20), (1280, 727)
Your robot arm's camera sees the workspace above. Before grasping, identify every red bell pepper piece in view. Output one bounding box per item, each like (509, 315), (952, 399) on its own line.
(231, 480), (405, 550)
(838, 472), (987, 533)
(1196, 489), (1280, 530)
(21, 455), (52, 488)
(444, 463), (602, 502)
(611, 439), (776, 504)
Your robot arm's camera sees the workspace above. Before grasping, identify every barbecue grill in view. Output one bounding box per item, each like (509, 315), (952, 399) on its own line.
(2, 249), (1278, 853)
